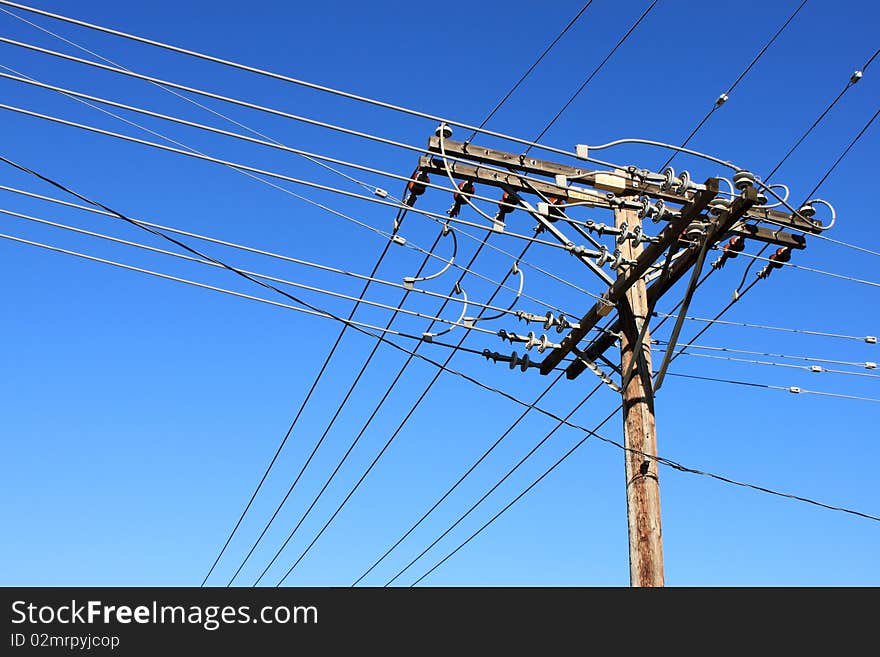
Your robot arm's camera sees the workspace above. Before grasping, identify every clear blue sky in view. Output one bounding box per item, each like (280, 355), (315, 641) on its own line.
(0, 0), (877, 586)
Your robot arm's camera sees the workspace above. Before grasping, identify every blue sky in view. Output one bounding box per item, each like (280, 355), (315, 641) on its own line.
(0, 0), (878, 586)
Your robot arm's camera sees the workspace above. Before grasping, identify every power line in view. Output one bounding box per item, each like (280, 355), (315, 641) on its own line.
(0, 184), (566, 320)
(0, 231), (578, 376)
(0, 101), (612, 306)
(262, 240), (533, 587)
(652, 312), (877, 344)
(409, 392), (880, 585)
(0, 230), (493, 352)
(670, 351), (880, 380)
(734, 49), (879, 285)
(1, 104), (583, 315)
(805, 105), (880, 200)
(223, 230), (462, 586)
(765, 45), (878, 181)
(0, 9), (382, 196)
(0, 35), (602, 176)
(351, 370), (566, 586)
(0, 0), (605, 161)
(0, 207), (507, 337)
(653, 340), (879, 370)
(663, 371), (880, 404)
(660, 0), (809, 170)
(731, 246), (880, 289)
(384, 382), (604, 586)
(466, 0), (595, 141)
(529, 0), (660, 147)
(0, 68), (602, 229)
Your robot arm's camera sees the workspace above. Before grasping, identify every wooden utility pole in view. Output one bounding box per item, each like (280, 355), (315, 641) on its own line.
(418, 132), (812, 587)
(615, 203), (664, 587)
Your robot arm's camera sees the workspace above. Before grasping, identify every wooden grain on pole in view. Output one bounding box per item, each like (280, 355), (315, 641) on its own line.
(616, 202), (665, 587)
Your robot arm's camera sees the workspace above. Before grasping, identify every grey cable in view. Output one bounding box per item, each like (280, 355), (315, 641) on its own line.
(0, 185), (535, 320)
(0, 101), (579, 313)
(0, 207), (502, 336)
(663, 371), (880, 404)
(0, 1), (604, 161)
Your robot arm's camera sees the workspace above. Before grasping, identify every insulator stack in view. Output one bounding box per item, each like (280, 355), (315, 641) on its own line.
(494, 190), (517, 225)
(757, 246), (792, 279)
(447, 180), (475, 218)
(712, 235), (746, 269)
(405, 169), (429, 206)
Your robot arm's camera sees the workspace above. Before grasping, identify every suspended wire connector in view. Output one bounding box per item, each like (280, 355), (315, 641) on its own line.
(715, 92), (729, 107)
(712, 235), (746, 269)
(757, 246), (792, 279)
(373, 187), (389, 198)
(850, 70), (864, 84)
(405, 168), (429, 206)
(447, 180), (475, 218)
(481, 349), (539, 372)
